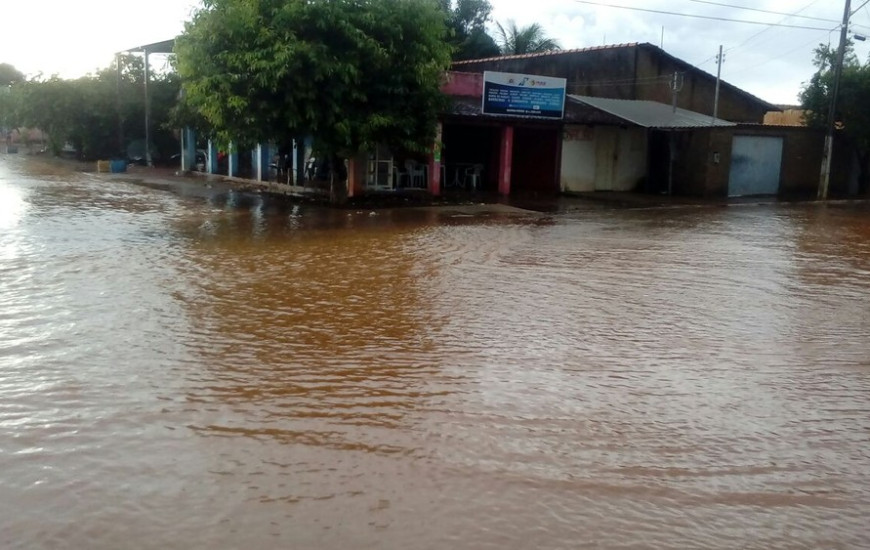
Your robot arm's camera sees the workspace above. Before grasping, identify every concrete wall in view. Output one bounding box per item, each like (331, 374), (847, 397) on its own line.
(613, 127), (648, 191)
(442, 72), (484, 97)
(634, 46), (769, 124)
(561, 125), (648, 193)
(453, 44), (774, 125)
(670, 126), (828, 198)
(456, 45), (639, 100)
(561, 125), (597, 192)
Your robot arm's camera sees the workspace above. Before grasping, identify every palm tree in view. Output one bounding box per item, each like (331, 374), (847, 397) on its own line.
(494, 20), (561, 55)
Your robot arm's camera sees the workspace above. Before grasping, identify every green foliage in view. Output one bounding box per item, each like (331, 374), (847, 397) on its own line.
(176, 0), (453, 158)
(0, 63), (24, 133)
(0, 63), (24, 86)
(440, 0), (500, 60)
(7, 56), (180, 160)
(494, 20), (561, 56)
(800, 42), (870, 191)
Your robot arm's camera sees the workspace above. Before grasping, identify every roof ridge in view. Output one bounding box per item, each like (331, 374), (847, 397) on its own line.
(451, 42), (639, 65)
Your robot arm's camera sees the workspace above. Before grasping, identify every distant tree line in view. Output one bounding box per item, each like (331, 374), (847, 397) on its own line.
(0, 56), (180, 161)
(1, 0), (561, 163)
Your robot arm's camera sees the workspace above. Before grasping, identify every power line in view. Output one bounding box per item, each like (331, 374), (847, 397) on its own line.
(686, 0), (839, 24)
(727, 0), (824, 53)
(572, 0), (834, 31)
(687, 0), (823, 67)
(740, 29), (839, 74)
(852, 0), (870, 15)
(567, 73), (682, 88)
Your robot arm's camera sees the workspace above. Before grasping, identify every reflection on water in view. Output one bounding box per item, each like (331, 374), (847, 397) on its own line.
(1, 156), (869, 549)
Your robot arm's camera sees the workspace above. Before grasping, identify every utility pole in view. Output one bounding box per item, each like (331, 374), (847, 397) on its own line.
(116, 54), (124, 158)
(670, 71), (683, 113)
(818, 0), (852, 200)
(712, 45), (724, 123)
(669, 71), (684, 195)
(144, 48), (152, 167)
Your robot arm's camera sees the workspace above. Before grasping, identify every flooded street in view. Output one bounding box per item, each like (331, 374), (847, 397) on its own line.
(2, 156), (870, 549)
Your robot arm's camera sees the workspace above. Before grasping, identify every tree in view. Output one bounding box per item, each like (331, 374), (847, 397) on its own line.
(494, 20), (561, 56)
(0, 63), (24, 86)
(0, 63), (24, 135)
(800, 42), (870, 193)
(8, 56), (180, 160)
(440, 0), (500, 60)
(175, 0), (452, 166)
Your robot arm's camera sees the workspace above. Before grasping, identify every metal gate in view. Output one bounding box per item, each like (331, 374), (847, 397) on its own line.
(728, 135), (783, 197)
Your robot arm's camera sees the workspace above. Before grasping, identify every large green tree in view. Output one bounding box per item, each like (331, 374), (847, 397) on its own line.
(175, 0), (452, 163)
(0, 63), (24, 86)
(439, 0), (500, 60)
(800, 42), (870, 193)
(494, 20), (561, 55)
(0, 63), (24, 134)
(9, 56), (180, 159)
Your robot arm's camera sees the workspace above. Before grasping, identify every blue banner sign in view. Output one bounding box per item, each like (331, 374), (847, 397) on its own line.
(482, 71), (567, 119)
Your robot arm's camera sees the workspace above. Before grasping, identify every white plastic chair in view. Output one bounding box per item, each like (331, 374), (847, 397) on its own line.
(464, 163), (483, 191)
(406, 160), (426, 188)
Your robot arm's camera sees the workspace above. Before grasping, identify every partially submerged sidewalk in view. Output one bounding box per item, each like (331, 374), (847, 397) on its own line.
(12, 155), (866, 214)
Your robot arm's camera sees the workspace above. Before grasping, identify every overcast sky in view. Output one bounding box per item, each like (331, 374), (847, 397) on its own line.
(4, 0), (870, 105)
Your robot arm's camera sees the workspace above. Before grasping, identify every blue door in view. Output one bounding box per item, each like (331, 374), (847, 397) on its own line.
(727, 136), (783, 197)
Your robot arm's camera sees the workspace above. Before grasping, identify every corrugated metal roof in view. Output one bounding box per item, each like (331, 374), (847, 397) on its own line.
(568, 95), (737, 129)
(118, 38), (175, 54)
(451, 43), (639, 66)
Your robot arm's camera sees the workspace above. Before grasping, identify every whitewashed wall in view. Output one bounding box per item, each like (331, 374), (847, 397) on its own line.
(561, 125), (648, 193)
(560, 125), (597, 192)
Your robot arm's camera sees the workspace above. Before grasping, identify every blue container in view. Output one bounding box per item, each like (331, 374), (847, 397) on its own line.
(109, 159), (127, 173)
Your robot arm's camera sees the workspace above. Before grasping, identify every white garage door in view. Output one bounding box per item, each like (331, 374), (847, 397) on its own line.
(728, 136), (783, 197)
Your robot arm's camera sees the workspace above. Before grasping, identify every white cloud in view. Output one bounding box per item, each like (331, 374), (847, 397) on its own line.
(488, 0), (870, 104)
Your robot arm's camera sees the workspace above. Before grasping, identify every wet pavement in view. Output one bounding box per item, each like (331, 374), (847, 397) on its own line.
(2, 155), (870, 549)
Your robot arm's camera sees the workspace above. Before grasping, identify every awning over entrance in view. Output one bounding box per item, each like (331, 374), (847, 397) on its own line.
(568, 95), (737, 129)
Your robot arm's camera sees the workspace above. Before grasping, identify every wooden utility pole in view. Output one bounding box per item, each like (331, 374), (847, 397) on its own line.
(818, 0), (852, 200)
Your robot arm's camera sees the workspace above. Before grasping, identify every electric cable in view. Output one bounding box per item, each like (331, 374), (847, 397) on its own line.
(726, 0), (823, 53)
(572, 0), (833, 31)
(686, 0), (839, 24)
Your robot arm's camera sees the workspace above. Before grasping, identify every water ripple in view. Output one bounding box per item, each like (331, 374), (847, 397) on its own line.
(1, 158), (869, 549)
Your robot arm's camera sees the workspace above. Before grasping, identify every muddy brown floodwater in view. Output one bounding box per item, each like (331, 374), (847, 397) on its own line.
(1, 156), (870, 549)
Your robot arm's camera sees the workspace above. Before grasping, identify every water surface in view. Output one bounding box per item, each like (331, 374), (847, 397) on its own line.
(1, 157), (869, 549)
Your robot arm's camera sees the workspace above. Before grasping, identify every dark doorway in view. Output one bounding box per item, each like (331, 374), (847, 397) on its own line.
(647, 130), (670, 194)
(442, 123), (500, 192)
(511, 127), (560, 196)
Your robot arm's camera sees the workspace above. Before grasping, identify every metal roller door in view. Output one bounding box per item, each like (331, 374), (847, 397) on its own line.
(728, 135), (783, 197)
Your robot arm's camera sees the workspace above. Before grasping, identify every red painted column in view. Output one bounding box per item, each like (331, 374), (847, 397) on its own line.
(346, 154), (366, 198)
(498, 125), (514, 196)
(429, 122), (443, 196)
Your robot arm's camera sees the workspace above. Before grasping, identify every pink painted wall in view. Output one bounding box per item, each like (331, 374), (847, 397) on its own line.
(441, 71), (483, 98)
